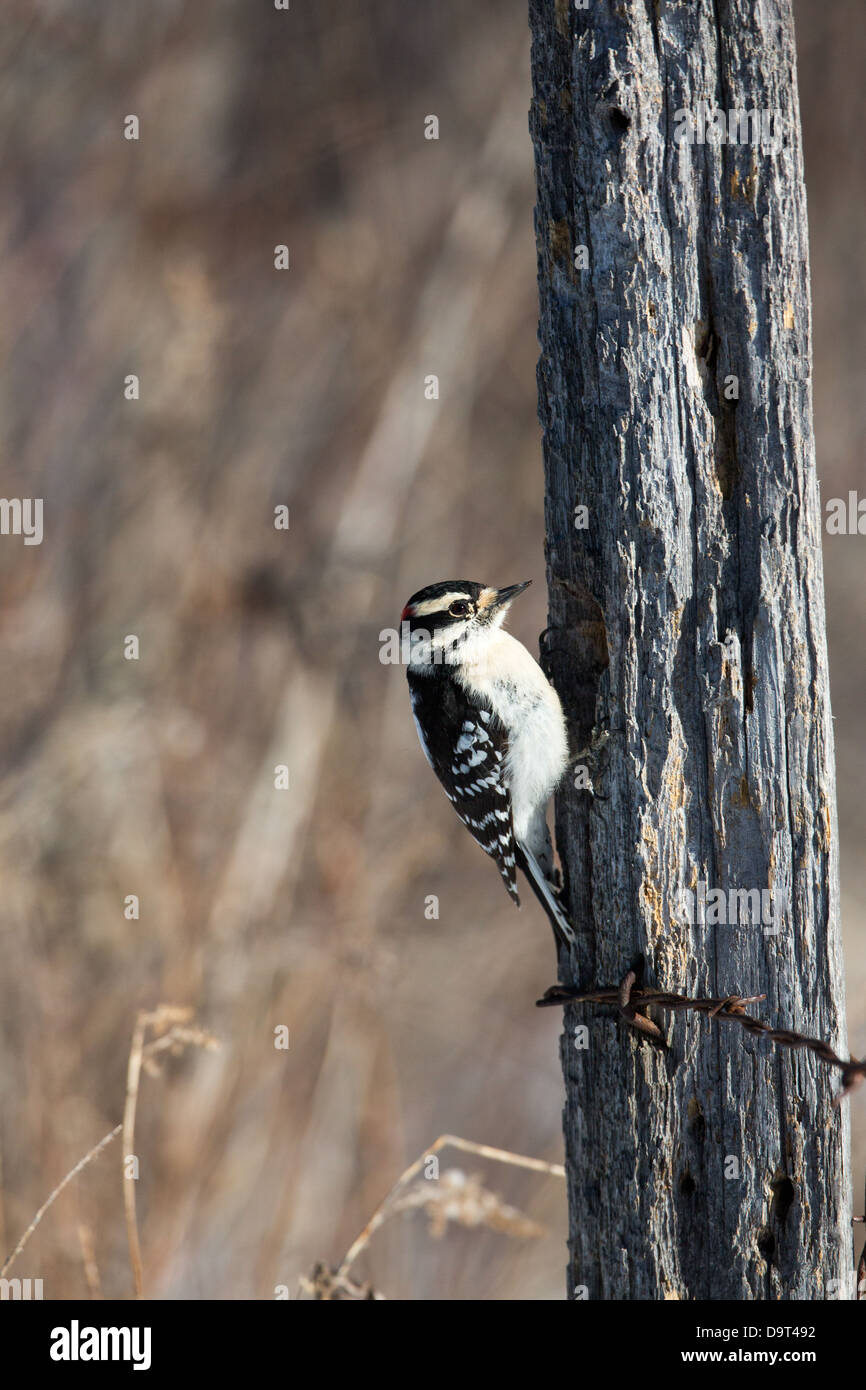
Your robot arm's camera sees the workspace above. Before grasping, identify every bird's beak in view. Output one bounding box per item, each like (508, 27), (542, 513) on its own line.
(490, 580), (532, 610)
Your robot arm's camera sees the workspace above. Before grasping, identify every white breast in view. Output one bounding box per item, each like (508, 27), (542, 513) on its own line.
(455, 631), (568, 843)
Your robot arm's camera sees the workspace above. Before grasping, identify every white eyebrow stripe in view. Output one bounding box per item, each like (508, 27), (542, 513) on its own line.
(410, 593), (470, 617)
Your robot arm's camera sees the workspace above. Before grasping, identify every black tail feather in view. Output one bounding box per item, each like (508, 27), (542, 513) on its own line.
(516, 842), (576, 950)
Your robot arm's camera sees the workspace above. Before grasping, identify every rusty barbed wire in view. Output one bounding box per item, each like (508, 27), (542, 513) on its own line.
(537, 971), (866, 1103)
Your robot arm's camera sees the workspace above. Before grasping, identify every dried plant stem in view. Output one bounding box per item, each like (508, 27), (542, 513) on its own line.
(1, 1005), (217, 1296)
(122, 1011), (148, 1299)
(336, 1132), (564, 1280)
(0, 1124), (121, 1280)
(77, 1221), (103, 1300)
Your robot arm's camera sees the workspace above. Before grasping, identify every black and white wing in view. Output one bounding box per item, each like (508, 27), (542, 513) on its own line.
(408, 674), (520, 906)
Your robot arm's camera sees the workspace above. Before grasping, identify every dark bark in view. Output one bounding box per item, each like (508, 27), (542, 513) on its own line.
(529, 0), (851, 1299)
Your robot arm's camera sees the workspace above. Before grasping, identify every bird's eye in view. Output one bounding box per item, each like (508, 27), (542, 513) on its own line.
(449, 599), (471, 617)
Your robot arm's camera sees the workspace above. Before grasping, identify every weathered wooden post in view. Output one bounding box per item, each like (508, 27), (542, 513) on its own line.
(529, 0), (851, 1299)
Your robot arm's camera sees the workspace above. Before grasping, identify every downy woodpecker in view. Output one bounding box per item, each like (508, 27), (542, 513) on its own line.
(401, 579), (575, 948)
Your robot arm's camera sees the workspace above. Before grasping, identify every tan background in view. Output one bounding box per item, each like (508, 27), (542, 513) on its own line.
(0, 0), (862, 1299)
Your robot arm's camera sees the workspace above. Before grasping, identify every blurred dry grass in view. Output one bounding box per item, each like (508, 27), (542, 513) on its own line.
(0, 0), (862, 1300)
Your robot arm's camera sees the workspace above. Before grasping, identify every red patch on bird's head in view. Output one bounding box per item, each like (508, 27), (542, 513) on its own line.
(400, 602), (415, 622)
